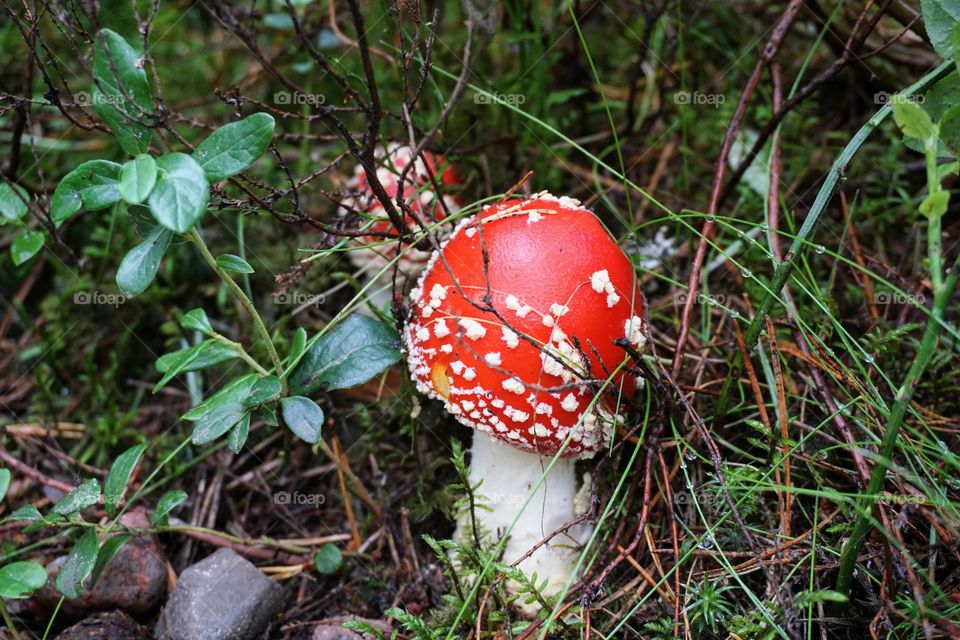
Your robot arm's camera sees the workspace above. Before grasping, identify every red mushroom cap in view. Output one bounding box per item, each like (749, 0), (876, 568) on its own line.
(404, 193), (647, 458)
(342, 143), (462, 275)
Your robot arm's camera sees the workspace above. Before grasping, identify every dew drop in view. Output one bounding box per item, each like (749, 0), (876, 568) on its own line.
(684, 449), (696, 461)
(815, 245), (826, 255)
(706, 215), (716, 223)
(863, 354), (875, 364)
(741, 269), (753, 279)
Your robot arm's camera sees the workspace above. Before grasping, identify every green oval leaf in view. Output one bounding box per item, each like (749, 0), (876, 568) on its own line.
(289, 314), (401, 395)
(939, 103), (960, 156)
(245, 375), (282, 406)
(91, 533), (131, 587)
(0, 469), (10, 502)
(92, 29), (153, 154)
(118, 154), (158, 204)
(116, 225), (173, 296)
(51, 160), (122, 225)
(892, 98), (935, 140)
(191, 402), (247, 445)
(313, 543), (342, 574)
(3, 505), (43, 524)
(280, 396), (324, 444)
(288, 327), (307, 363)
(920, 190), (950, 218)
(921, 0), (960, 60)
(0, 561), (48, 599)
(154, 339), (238, 392)
(180, 308), (214, 335)
(0, 183), (29, 223)
(147, 153), (209, 233)
(57, 528), (98, 599)
(150, 489), (188, 526)
(103, 443), (146, 516)
(193, 113), (276, 181)
(181, 374), (258, 420)
(11, 229), (45, 266)
(226, 412), (251, 454)
(52, 478), (101, 516)
(215, 253), (254, 274)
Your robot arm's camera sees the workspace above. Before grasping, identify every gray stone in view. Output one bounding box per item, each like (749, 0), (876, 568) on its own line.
(156, 548), (281, 640)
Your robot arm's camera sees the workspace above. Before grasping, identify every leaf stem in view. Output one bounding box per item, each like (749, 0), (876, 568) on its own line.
(0, 601), (21, 640)
(210, 333), (270, 377)
(187, 229), (286, 393)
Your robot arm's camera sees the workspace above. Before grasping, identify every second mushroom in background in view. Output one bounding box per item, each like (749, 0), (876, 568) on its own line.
(339, 143), (462, 312)
(404, 192), (648, 613)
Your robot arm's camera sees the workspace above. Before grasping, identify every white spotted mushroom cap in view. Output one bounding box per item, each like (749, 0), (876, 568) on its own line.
(339, 143), (462, 276)
(403, 192), (647, 458)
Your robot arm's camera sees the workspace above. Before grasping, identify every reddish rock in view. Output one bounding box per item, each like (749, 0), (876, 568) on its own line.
(37, 510), (168, 618)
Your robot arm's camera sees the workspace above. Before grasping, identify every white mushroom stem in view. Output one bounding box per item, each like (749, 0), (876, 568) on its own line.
(457, 431), (591, 611)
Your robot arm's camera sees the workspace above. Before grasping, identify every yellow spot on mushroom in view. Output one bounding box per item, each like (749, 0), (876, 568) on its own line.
(431, 364), (451, 399)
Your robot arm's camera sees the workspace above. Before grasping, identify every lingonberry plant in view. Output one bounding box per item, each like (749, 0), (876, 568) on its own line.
(0, 26), (402, 607)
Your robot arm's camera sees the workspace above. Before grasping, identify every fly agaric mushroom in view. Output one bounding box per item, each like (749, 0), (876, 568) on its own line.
(340, 143), (462, 280)
(404, 192), (647, 609)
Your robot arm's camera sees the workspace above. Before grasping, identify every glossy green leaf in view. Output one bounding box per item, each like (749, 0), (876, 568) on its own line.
(921, 0), (960, 60)
(116, 225), (173, 296)
(180, 308), (214, 335)
(0, 183), (29, 223)
(91, 533), (131, 587)
(939, 104), (960, 156)
(191, 402), (247, 445)
(52, 478), (101, 516)
(0, 469), (10, 502)
(11, 230), (44, 266)
(150, 489), (187, 525)
(57, 528), (98, 599)
(892, 98), (935, 140)
(51, 160), (122, 225)
(154, 340), (238, 392)
(3, 505), (42, 524)
(245, 375), (282, 405)
(226, 412), (251, 454)
(288, 327), (307, 363)
(279, 396), (323, 444)
(104, 444), (146, 516)
(127, 202), (160, 237)
(954, 23), (960, 68)
(0, 561), (48, 599)
(192, 113), (276, 181)
(289, 314), (401, 395)
(147, 153), (209, 233)
(215, 253), (254, 274)
(920, 191), (950, 218)
(118, 154), (158, 204)
(258, 405), (279, 427)
(181, 374), (258, 420)
(313, 543), (342, 574)
(92, 29), (153, 154)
